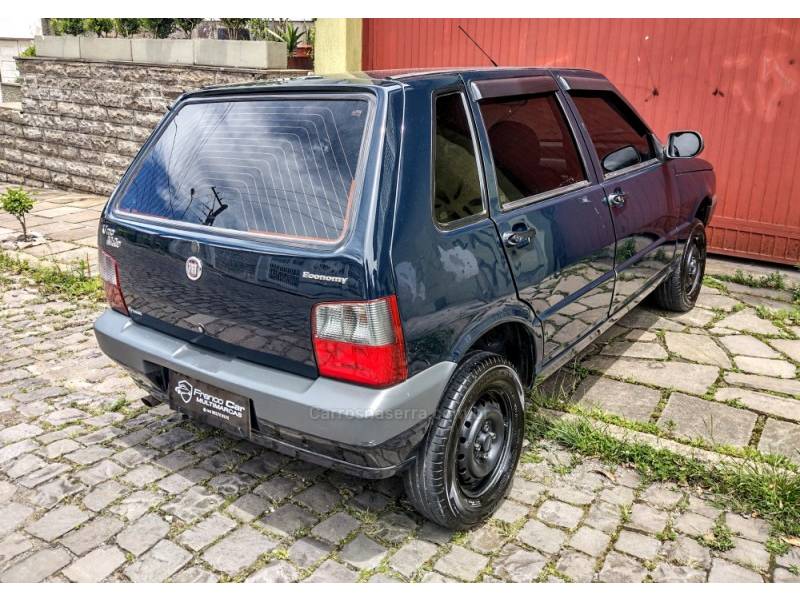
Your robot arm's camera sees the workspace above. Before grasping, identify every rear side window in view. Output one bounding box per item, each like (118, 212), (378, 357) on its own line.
(433, 93), (484, 225)
(570, 92), (655, 174)
(480, 93), (586, 204)
(115, 97), (370, 244)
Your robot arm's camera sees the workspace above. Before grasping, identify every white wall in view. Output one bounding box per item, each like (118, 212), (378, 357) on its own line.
(0, 18), (41, 39)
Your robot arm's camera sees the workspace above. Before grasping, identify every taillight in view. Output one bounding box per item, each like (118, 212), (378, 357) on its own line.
(312, 295), (407, 388)
(99, 250), (128, 316)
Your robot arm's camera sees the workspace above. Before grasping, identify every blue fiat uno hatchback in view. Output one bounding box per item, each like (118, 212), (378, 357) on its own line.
(95, 68), (715, 528)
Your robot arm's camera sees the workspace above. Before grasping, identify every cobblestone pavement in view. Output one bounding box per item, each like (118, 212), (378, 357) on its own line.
(560, 279), (800, 467)
(1, 274), (799, 583)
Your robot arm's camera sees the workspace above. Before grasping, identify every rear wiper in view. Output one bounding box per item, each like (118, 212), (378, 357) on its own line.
(203, 186), (229, 226)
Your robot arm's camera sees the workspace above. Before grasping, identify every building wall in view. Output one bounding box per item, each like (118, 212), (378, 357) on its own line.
(314, 18), (362, 74)
(362, 18), (800, 265)
(0, 57), (294, 195)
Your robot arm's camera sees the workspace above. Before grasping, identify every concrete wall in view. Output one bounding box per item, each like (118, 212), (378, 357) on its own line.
(35, 36), (288, 70)
(314, 19), (362, 74)
(0, 38), (32, 100)
(0, 57), (304, 195)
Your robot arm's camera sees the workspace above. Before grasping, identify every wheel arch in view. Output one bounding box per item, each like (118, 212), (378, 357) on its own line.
(450, 308), (541, 389)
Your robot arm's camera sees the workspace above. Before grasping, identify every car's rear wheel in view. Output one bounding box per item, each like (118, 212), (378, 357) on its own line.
(653, 219), (707, 312)
(403, 351), (525, 529)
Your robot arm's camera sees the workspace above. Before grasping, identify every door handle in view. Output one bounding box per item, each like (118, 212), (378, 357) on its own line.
(503, 228), (537, 248)
(605, 189), (628, 207)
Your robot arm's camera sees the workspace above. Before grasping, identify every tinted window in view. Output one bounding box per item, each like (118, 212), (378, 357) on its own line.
(479, 94), (585, 205)
(115, 98), (370, 244)
(433, 93), (484, 224)
(570, 92), (655, 174)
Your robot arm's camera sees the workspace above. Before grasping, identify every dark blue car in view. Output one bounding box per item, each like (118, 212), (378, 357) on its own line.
(94, 67), (715, 529)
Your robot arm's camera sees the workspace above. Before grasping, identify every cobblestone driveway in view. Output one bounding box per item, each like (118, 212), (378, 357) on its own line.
(1, 274), (799, 582)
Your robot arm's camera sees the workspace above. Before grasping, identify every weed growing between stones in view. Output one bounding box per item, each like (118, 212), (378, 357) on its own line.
(0, 251), (103, 302)
(526, 413), (800, 537)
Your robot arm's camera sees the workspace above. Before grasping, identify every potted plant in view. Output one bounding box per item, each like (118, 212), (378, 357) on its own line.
(268, 20), (310, 69)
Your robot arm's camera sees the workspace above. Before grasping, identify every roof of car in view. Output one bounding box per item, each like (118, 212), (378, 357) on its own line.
(191, 66), (605, 95)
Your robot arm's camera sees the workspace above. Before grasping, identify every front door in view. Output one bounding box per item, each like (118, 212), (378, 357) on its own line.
(567, 90), (677, 312)
(469, 76), (617, 362)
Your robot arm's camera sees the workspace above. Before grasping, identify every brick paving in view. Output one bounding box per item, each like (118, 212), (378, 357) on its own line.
(1, 184), (800, 582)
(1, 273), (798, 582)
(0, 184), (103, 273)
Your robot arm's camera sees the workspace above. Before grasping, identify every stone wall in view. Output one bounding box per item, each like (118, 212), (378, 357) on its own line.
(0, 57), (304, 195)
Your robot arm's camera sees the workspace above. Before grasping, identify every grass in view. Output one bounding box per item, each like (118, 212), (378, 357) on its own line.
(699, 516), (735, 551)
(526, 414), (800, 536)
(711, 269), (791, 291)
(0, 251), (103, 302)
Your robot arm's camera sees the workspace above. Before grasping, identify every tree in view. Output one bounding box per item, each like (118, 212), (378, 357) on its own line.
(248, 18), (272, 41)
(174, 18), (202, 39)
(84, 18), (114, 37)
(113, 18), (141, 38)
(220, 18), (249, 40)
(141, 18), (175, 39)
(1, 188), (35, 241)
(51, 18), (86, 36)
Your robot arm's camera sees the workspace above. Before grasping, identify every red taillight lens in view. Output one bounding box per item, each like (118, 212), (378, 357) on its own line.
(312, 295), (407, 388)
(99, 250), (128, 316)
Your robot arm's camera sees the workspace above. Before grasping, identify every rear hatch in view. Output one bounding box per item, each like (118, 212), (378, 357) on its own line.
(102, 91), (377, 378)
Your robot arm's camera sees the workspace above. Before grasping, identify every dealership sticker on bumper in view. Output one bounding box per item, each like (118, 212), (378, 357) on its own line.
(168, 373), (251, 437)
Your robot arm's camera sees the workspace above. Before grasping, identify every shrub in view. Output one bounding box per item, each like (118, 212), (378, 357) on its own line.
(84, 18), (114, 37)
(51, 18), (86, 36)
(113, 18), (141, 38)
(267, 20), (306, 55)
(248, 18), (272, 41)
(20, 45), (36, 57)
(141, 18), (175, 39)
(0, 187), (35, 240)
(220, 18), (249, 40)
(174, 18), (202, 38)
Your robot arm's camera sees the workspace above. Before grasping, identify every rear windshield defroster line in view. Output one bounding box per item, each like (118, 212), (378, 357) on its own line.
(114, 96), (372, 245)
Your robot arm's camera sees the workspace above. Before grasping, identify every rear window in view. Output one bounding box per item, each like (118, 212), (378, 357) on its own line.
(115, 96), (371, 244)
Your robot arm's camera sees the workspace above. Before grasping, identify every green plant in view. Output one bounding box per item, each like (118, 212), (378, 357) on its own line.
(699, 516), (735, 551)
(526, 414), (800, 536)
(113, 18), (141, 38)
(84, 18), (113, 37)
(220, 18), (249, 40)
(141, 18), (175, 39)
(247, 18), (272, 41)
(20, 45), (36, 57)
(174, 18), (202, 38)
(267, 19), (306, 54)
(51, 18), (86, 36)
(0, 187), (35, 240)
(0, 252), (103, 302)
(306, 24), (315, 57)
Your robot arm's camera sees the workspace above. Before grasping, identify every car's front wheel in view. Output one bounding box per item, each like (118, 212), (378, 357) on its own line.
(403, 351), (525, 529)
(653, 219), (707, 312)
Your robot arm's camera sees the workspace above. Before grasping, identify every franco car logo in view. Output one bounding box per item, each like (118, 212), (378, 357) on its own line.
(174, 380), (194, 403)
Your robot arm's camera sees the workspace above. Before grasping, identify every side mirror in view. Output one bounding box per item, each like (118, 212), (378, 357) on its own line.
(602, 145), (640, 173)
(666, 130), (703, 158)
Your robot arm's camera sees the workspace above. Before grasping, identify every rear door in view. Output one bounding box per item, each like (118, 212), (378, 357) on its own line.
(103, 92), (379, 378)
(564, 80), (677, 312)
(468, 75), (617, 361)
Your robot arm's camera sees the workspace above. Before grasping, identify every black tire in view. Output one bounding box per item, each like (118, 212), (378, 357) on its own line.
(403, 351), (525, 529)
(653, 220), (707, 312)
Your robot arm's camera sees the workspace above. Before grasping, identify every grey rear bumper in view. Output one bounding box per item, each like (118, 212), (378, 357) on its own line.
(94, 310), (455, 476)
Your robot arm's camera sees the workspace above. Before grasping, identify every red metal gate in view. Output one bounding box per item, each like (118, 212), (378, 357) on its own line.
(363, 18), (800, 265)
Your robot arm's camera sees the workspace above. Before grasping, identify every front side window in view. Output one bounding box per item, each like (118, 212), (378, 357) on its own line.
(479, 93), (586, 205)
(433, 93), (484, 225)
(570, 92), (656, 174)
(115, 97), (371, 244)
